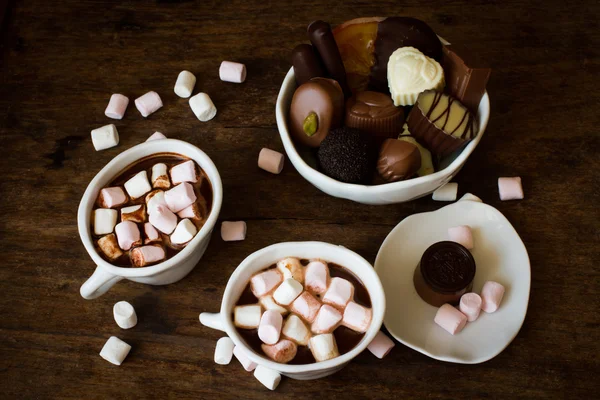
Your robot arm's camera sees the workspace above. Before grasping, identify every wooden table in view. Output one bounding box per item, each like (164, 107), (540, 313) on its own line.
(1, 1), (598, 398)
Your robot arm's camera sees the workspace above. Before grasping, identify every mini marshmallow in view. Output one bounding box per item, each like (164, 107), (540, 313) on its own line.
(342, 301), (372, 333)
(459, 192), (482, 203)
(311, 305), (342, 334)
(115, 221), (142, 251)
(93, 208), (118, 235)
(174, 70), (196, 98)
(309, 334), (339, 362)
(219, 61), (247, 83)
(322, 278), (354, 309)
(113, 301), (137, 329)
(97, 234), (123, 260)
(98, 187), (128, 209)
(432, 182), (458, 201)
(146, 131), (166, 141)
(251, 269), (283, 297)
(221, 221), (247, 241)
(459, 292), (483, 322)
(258, 148), (284, 174)
(277, 257), (304, 283)
(121, 204), (146, 223)
(135, 91), (163, 117)
(290, 291), (321, 323)
(282, 314), (311, 346)
(367, 331), (395, 359)
(259, 295), (288, 315)
(214, 337), (235, 365)
(305, 261), (329, 295)
(258, 310), (283, 345)
(273, 278), (303, 306)
(177, 203), (203, 220)
(498, 177), (524, 200)
(435, 304), (468, 335)
(91, 124), (119, 151)
(130, 245), (165, 267)
(448, 225), (474, 250)
(253, 365), (281, 391)
(149, 205), (178, 234)
(146, 190), (167, 214)
(189, 92), (217, 121)
(261, 339), (297, 364)
(143, 222), (161, 244)
(164, 182), (197, 213)
(233, 346), (257, 372)
(151, 163), (171, 190)
(170, 160), (199, 184)
(170, 218), (197, 245)
(234, 304), (262, 329)
(99, 336), (131, 366)
(481, 281), (505, 313)
(124, 171), (152, 200)
(104, 94), (129, 120)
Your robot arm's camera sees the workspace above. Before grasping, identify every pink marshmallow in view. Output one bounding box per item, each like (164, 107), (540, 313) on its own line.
(170, 160), (199, 185)
(258, 310), (283, 345)
(290, 292), (321, 323)
(498, 177), (524, 200)
(481, 281), (505, 313)
(130, 245), (166, 267)
(233, 346), (257, 372)
(448, 225), (474, 250)
(104, 94), (129, 120)
(135, 91), (163, 117)
(322, 277), (354, 309)
(177, 203), (203, 220)
(97, 187), (128, 209)
(164, 182), (197, 213)
(148, 205), (178, 234)
(144, 222), (161, 244)
(434, 304), (468, 335)
(251, 269), (283, 298)
(342, 301), (372, 333)
(146, 131), (166, 141)
(367, 331), (395, 359)
(459, 292), (482, 322)
(261, 339), (297, 364)
(219, 61), (247, 83)
(304, 261), (329, 295)
(258, 148), (284, 174)
(311, 305), (342, 334)
(221, 221), (247, 241)
(114, 221), (141, 251)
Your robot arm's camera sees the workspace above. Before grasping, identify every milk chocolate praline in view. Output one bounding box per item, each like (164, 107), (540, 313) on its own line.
(345, 91), (404, 143)
(377, 139), (421, 182)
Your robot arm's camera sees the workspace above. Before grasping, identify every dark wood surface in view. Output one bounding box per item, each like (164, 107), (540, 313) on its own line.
(1, 1), (598, 398)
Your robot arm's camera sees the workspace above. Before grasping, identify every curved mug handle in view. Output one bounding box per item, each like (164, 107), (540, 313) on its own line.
(199, 312), (225, 332)
(80, 265), (123, 299)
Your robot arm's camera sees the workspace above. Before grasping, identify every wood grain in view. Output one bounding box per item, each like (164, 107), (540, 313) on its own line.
(0, 0), (599, 398)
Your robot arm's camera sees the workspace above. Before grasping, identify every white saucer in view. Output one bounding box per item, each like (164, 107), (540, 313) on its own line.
(374, 198), (531, 364)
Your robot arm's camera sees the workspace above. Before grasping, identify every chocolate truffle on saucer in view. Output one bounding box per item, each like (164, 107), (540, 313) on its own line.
(345, 91), (404, 143)
(317, 127), (375, 184)
(377, 139), (421, 182)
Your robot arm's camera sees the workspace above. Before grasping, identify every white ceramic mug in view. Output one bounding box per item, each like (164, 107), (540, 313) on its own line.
(79, 139), (223, 300)
(200, 241), (386, 380)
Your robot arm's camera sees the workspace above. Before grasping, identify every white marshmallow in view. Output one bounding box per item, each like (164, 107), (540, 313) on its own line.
(219, 61), (247, 83)
(151, 163), (171, 190)
(250, 269), (283, 297)
(214, 337), (235, 365)
(311, 304), (342, 334)
(309, 334), (339, 362)
(174, 70), (197, 98)
(290, 291), (321, 323)
(258, 148), (284, 174)
(459, 292), (483, 322)
(253, 365), (281, 391)
(93, 208), (118, 235)
(342, 301), (372, 333)
(146, 190), (167, 214)
(221, 221), (247, 241)
(282, 314), (311, 346)
(146, 131), (166, 141)
(258, 310), (283, 345)
(233, 346), (257, 372)
(272, 278), (303, 306)
(104, 94), (129, 120)
(124, 171), (152, 200)
(432, 182), (458, 201)
(113, 301), (137, 329)
(170, 218), (197, 245)
(304, 261), (329, 295)
(97, 233), (123, 260)
(234, 304), (262, 329)
(99, 336), (131, 366)
(259, 295), (288, 315)
(498, 177), (524, 200)
(121, 204), (146, 223)
(189, 92), (217, 121)
(276, 257), (304, 282)
(322, 277), (354, 309)
(448, 225), (474, 250)
(91, 124), (119, 151)
(135, 91), (163, 117)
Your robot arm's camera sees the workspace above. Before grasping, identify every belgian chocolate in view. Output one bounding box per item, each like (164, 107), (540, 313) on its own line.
(442, 44), (491, 115)
(308, 20), (352, 97)
(317, 127), (375, 184)
(291, 44), (326, 86)
(397, 135), (435, 176)
(413, 241), (476, 307)
(345, 91), (404, 143)
(370, 17), (443, 93)
(376, 139), (421, 182)
(289, 77), (344, 148)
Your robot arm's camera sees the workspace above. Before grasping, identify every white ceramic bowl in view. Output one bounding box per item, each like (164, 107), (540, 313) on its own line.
(78, 139), (223, 299)
(275, 67), (490, 205)
(199, 241), (385, 380)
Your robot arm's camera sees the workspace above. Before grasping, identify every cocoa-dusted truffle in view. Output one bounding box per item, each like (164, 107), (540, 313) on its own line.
(317, 127), (375, 184)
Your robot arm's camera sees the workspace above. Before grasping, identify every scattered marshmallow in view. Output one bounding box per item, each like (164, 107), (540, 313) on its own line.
(434, 304), (468, 335)
(146, 190), (167, 214)
(170, 160), (199, 185)
(233, 346), (257, 372)
(272, 278), (303, 306)
(98, 187), (128, 209)
(99, 336), (131, 366)
(143, 222), (161, 244)
(174, 70), (197, 98)
(219, 61), (247, 83)
(91, 124), (119, 151)
(259, 295), (288, 315)
(305, 261), (329, 295)
(282, 314), (311, 346)
(309, 333), (339, 362)
(448, 225), (474, 250)
(130, 245), (166, 267)
(277, 257), (304, 283)
(104, 94), (129, 120)
(290, 292), (321, 323)
(258, 310), (283, 345)
(149, 205), (178, 234)
(146, 131), (166, 142)
(481, 281), (505, 313)
(93, 208), (118, 235)
(254, 365), (281, 391)
(124, 171), (152, 200)
(459, 293), (482, 322)
(258, 148), (284, 174)
(121, 204), (146, 223)
(97, 233), (123, 260)
(322, 277), (354, 309)
(311, 304), (342, 334)
(135, 91), (163, 117)
(261, 339), (297, 364)
(177, 203), (203, 221)
(151, 163), (171, 190)
(164, 182), (197, 213)
(459, 192), (482, 203)
(214, 337), (235, 365)
(367, 331), (395, 359)
(115, 221), (142, 251)
(498, 177), (524, 200)
(432, 182), (458, 201)
(113, 301), (137, 329)
(234, 304), (262, 329)
(251, 269), (283, 297)
(221, 221), (247, 241)
(342, 301), (372, 333)
(170, 218), (197, 245)
(189, 92), (217, 122)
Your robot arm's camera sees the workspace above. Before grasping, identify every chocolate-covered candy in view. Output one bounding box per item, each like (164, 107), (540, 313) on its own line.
(377, 139), (421, 182)
(289, 78), (344, 148)
(397, 135), (435, 177)
(345, 91), (404, 143)
(292, 44), (326, 86)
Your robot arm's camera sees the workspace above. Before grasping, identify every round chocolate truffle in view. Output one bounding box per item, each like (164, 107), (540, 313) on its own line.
(377, 138), (421, 182)
(317, 127), (375, 184)
(345, 91), (404, 143)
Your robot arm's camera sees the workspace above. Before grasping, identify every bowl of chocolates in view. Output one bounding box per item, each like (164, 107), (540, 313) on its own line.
(275, 17), (491, 204)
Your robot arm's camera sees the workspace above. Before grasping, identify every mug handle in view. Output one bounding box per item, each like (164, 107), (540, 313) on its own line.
(199, 312), (225, 332)
(80, 265), (123, 299)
